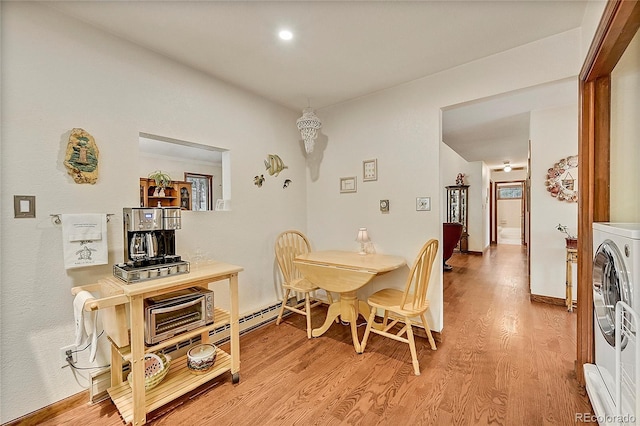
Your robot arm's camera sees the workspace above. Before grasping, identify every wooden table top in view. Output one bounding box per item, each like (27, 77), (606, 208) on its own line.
(294, 250), (406, 273)
(106, 262), (243, 296)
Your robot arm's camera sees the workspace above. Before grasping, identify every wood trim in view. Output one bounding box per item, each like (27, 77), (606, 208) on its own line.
(489, 180), (498, 245)
(581, 0), (640, 81)
(577, 75), (612, 385)
(576, 0), (638, 386)
(530, 294), (570, 307)
(3, 391), (89, 426)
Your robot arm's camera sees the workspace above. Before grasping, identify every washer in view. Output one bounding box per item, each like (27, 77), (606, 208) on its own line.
(585, 223), (640, 422)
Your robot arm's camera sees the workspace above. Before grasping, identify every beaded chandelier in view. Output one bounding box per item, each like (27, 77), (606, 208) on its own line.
(296, 108), (322, 154)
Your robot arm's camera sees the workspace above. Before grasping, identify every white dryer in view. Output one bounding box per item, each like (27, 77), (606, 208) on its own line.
(585, 223), (640, 423)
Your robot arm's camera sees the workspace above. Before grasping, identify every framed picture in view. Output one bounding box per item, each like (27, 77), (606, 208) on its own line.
(14, 195), (36, 218)
(363, 159), (377, 182)
(416, 197), (431, 211)
(340, 176), (357, 193)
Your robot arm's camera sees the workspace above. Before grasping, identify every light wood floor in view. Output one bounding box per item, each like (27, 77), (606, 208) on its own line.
(24, 244), (593, 425)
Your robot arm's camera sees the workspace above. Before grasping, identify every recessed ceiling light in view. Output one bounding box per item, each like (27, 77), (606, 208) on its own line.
(278, 30), (293, 41)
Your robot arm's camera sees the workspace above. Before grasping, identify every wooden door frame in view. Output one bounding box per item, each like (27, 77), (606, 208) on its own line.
(490, 180), (496, 244)
(576, 0), (640, 386)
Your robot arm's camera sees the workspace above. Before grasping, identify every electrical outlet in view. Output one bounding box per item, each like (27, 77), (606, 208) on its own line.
(60, 345), (76, 368)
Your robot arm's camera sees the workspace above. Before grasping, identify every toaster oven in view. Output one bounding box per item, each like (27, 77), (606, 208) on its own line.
(144, 287), (214, 345)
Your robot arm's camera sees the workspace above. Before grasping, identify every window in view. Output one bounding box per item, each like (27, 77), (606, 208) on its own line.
(185, 173), (213, 211)
(497, 184), (522, 199)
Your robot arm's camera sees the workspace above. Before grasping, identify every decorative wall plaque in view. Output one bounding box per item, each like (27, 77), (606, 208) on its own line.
(64, 128), (99, 184)
(545, 155), (578, 202)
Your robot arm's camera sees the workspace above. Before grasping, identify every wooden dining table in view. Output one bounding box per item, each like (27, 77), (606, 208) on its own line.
(293, 250), (406, 352)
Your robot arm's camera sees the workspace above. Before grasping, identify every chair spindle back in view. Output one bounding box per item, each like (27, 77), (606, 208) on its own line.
(400, 239), (439, 311)
(275, 230), (311, 284)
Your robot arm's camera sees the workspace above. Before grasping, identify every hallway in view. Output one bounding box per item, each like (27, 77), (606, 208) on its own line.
(443, 244), (592, 423)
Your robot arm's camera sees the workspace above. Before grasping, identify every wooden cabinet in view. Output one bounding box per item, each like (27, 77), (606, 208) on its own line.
(446, 185), (469, 252)
(140, 178), (192, 210)
(71, 263), (242, 425)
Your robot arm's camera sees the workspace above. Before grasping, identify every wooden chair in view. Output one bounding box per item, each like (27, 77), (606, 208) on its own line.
(360, 238), (439, 375)
(274, 230), (333, 338)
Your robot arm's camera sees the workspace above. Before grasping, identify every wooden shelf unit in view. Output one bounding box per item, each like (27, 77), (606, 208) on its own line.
(72, 262), (242, 425)
(109, 349), (232, 425)
(140, 178), (192, 210)
(109, 308), (231, 362)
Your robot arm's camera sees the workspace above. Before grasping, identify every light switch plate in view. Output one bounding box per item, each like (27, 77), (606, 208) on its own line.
(380, 199), (389, 212)
(416, 197), (431, 211)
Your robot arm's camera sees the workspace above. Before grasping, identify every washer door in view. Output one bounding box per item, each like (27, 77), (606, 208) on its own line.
(593, 239), (631, 347)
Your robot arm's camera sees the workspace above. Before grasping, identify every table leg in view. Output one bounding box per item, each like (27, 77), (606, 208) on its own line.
(358, 300), (371, 321)
(312, 291), (363, 351)
(337, 292), (362, 352)
(349, 303), (361, 353)
(312, 301), (342, 337)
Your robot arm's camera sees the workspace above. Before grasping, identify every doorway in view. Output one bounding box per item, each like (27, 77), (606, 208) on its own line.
(495, 181), (525, 245)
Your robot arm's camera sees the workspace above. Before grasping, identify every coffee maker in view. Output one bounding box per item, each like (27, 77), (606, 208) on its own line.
(114, 207), (189, 283)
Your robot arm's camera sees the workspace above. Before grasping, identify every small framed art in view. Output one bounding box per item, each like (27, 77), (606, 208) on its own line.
(416, 197), (431, 211)
(363, 159), (377, 182)
(340, 176), (357, 193)
(14, 195), (36, 218)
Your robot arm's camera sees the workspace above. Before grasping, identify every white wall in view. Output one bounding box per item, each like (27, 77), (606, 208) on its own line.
(491, 169), (527, 182)
(580, 0), (608, 60)
(530, 104), (579, 299)
(465, 161), (488, 253)
(439, 143), (487, 253)
(498, 199), (522, 228)
(481, 162), (491, 250)
(308, 29), (581, 335)
(1, 3), (305, 422)
(610, 30), (640, 222)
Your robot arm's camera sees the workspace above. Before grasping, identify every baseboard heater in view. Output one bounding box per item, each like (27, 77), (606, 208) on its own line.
(89, 297), (296, 403)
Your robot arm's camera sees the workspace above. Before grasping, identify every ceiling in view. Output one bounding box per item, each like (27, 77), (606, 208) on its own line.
(442, 77), (578, 169)
(46, 0), (588, 168)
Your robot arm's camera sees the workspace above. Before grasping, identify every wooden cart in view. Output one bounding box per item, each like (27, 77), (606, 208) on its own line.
(72, 262), (242, 425)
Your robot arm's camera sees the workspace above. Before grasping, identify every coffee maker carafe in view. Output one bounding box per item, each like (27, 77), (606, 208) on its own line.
(129, 233), (147, 259)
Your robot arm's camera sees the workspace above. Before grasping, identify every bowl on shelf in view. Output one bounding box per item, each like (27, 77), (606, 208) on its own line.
(187, 343), (217, 374)
(127, 352), (171, 391)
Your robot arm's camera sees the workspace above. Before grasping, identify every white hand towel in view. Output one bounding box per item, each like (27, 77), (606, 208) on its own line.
(73, 291), (98, 362)
(62, 214), (108, 269)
